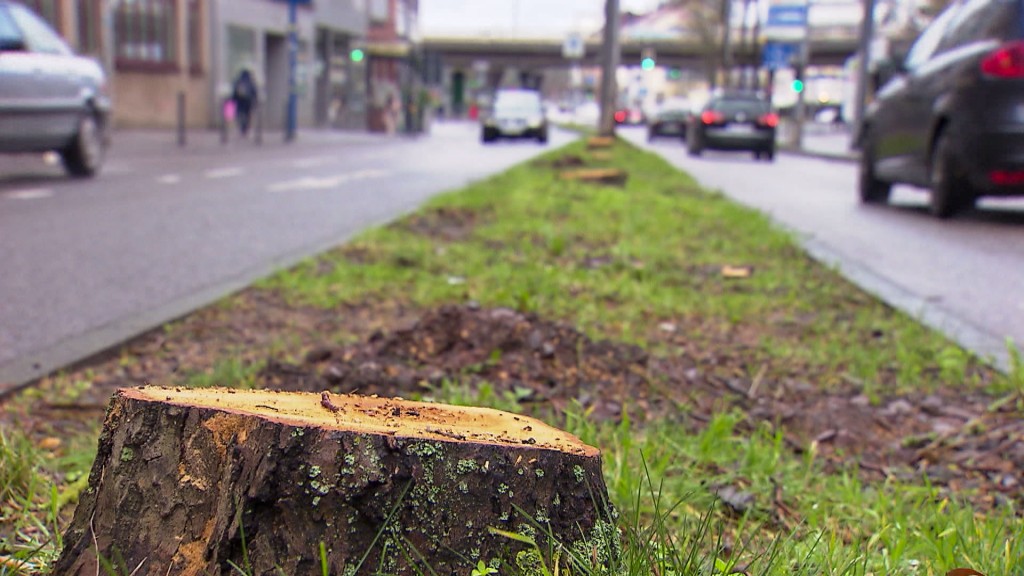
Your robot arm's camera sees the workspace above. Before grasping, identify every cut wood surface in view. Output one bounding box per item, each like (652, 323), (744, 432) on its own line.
(586, 136), (614, 149)
(56, 387), (614, 575)
(559, 167), (628, 186)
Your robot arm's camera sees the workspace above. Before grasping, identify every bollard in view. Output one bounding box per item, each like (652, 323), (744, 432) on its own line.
(177, 92), (186, 147)
(255, 103), (263, 146)
(220, 98), (229, 144)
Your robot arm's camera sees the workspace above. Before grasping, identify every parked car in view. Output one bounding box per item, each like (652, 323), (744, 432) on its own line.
(481, 89), (548, 144)
(687, 92), (777, 161)
(0, 0), (111, 177)
(858, 0), (1024, 218)
(647, 98), (693, 141)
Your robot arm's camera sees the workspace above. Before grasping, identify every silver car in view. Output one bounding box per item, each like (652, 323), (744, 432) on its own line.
(0, 1), (110, 177)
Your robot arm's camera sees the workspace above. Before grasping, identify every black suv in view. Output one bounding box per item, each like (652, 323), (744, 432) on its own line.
(687, 92), (778, 161)
(860, 0), (1024, 218)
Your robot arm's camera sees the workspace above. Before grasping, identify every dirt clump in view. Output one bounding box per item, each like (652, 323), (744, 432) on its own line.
(259, 303), (1024, 512)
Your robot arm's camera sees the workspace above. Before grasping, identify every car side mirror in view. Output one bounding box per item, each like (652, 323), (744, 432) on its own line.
(0, 38), (27, 52)
(874, 58), (905, 88)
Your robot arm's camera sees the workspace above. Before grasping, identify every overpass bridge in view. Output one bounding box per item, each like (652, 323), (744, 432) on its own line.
(422, 26), (861, 72)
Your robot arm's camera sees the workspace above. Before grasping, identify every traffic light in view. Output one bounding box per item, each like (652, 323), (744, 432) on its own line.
(641, 47), (656, 71)
(791, 78), (804, 93)
(350, 48), (365, 63)
(666, 67), (682, 80)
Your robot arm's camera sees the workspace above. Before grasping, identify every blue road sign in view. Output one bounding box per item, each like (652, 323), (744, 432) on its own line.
(762, 42), (801, 70)
(766, 4), (808, 27)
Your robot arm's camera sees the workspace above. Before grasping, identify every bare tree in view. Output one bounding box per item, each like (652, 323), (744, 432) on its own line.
(663, 0), (727, 88)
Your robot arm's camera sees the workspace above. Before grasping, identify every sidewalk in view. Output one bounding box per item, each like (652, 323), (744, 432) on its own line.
(781, 122), (858, 162)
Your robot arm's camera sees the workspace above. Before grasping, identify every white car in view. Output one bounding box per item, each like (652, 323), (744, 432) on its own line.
(481, 89), (548, 144)
(0, 1), (111, 177)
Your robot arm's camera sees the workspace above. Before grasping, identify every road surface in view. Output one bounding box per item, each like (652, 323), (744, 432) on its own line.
(0, 122), (574, 390)
(625, 126), (1024, 370)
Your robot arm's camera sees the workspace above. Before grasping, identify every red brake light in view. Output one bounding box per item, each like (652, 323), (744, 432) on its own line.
(701, 110), (724, 124)
(758, 113), (779, 128)
(614, 111), (627, 123)
(990, 169), (1024, 185)
(981, 41), (1024, 78)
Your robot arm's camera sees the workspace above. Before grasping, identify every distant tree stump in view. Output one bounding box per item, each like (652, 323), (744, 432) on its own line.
(559, 168), (629, 187)
(56, 387), (615, 575)
(586, 136), (614, 149)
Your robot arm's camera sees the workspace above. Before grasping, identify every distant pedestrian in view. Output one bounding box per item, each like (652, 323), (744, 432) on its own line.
(232, 69), (258, 137)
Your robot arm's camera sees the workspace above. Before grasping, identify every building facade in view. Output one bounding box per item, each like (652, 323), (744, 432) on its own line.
(364, 0), (420, 132)
(20, 0), (369, 131)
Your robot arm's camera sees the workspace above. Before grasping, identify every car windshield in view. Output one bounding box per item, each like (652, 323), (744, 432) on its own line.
(494, 92), (540, 111)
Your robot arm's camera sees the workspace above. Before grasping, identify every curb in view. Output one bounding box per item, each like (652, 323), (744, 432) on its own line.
(779, 146), (858, 163)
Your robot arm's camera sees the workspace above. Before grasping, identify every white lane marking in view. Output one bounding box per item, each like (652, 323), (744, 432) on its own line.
(157, 174), (181, 184)
(204, 167), (244, 179)
(3, 188), (54, 200)
(291, 156), (333, 169)
(268, 169), (389, 192)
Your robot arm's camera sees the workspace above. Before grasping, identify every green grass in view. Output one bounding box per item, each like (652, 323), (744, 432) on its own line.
(3, 137), (1022, 574)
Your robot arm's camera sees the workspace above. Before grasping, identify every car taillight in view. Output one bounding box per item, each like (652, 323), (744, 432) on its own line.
(614, 111), (627, 123)
(758, 113), (779, 127)
(981, 41), (1024, 78)
(990, 169), (1024, 185)
(701, 110), (724, 124)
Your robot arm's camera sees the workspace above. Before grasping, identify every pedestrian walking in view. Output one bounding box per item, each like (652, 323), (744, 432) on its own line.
(232, 69), (258, 138)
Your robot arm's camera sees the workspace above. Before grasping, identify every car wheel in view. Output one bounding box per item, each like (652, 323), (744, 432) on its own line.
(764, 148), (775, 162)
(61, 113), (105, 178)
(858, 129), (891, 204)
(929, 131), (974, 219)
(537, 133), (548, 145)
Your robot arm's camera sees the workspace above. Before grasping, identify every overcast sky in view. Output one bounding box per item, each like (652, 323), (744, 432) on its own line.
(420, 0), (663, 38)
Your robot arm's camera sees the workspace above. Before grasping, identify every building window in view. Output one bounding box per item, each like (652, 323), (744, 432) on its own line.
(369, 0), (389, 23)
(19, 0), (59, 30)
(77, 0), (103, 57)
(114, 0), (177, 71)
(187, 0), (202, 73)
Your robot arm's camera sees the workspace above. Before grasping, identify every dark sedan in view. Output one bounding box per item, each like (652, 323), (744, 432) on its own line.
(859, 0), (1024, 218)
(687, 93), (777, 161)
(647, 99), (693, 141)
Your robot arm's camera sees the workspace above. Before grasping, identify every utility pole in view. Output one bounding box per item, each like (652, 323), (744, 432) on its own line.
(285, 0), (298, 142)
(721, 0), (733, 89)
(598, 0), (621, 137)
(852, 0), (878, 147)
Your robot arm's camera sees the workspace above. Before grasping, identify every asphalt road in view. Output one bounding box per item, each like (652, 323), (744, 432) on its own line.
(0, 122), (575, 391)
(624, 126), (1024, 370)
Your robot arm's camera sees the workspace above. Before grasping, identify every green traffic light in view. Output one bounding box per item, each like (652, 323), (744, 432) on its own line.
(641, 57), (655, 71)
(350, 48), (364, 63)
(792, 79), (804, 93)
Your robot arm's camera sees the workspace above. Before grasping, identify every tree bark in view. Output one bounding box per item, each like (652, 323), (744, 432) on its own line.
(56, 387), (615, 575)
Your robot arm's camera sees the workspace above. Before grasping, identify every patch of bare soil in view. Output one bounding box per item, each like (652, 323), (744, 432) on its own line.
(258, 304), (1024, 512)
(391, 205), (487, 242)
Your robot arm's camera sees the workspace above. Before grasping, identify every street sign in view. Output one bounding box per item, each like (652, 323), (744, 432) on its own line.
(762, 2), (809, 42)
(563, 33), (585, 59)
(766, 4), (807, 27)
(762, 41), (801, 70)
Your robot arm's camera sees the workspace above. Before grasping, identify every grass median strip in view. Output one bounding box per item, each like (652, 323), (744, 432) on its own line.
(1, 137), (1022, 574)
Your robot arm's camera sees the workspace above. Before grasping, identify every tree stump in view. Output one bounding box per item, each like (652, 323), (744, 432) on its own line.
(56, 387), (615, 575)
(559, 168), (629, 187)
(586, 136), (614, 149)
